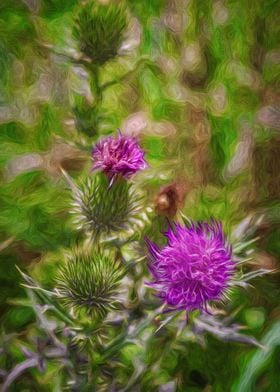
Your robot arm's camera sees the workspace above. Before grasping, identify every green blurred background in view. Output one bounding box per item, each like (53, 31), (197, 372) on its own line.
(0, 0), (279, 390)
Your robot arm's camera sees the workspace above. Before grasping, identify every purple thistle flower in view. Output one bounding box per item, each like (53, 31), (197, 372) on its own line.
(146, 220), (235, 312)
(92, 132), (148, 180)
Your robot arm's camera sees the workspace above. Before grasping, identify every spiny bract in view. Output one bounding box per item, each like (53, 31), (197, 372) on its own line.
(73, 2), (128, 65)
(56, 250), (124, 318)
(72, 173), (146, 239)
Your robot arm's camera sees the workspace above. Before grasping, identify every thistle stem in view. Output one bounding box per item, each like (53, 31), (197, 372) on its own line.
(89, 65), (103, 104)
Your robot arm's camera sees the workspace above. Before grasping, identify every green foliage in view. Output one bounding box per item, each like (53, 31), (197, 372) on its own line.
(0, 1), (36, 57)
(41, 0), (78, 17)
(56, 249), (124, 318)
(234, 321), (280, 392)
(73, 1), (128, 65)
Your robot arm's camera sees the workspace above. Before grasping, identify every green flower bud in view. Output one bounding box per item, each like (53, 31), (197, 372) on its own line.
(73, 1), (128, 65)
(71, 173), (147, 240)
(56, 249), (124, 318)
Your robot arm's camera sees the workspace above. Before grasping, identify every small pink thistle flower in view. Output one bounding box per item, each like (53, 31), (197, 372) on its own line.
(146, 220), (235, 312)
(92, 132), (148, 181)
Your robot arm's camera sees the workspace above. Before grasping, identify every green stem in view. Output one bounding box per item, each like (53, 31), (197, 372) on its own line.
(100, 313), (157, 361)
(89, 65), (102, 104)
(100, 57), (152, 90)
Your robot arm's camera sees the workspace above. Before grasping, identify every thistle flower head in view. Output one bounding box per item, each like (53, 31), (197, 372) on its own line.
(56, 250), (124, 318)
(92, 133), (148, 180)
(146, 220), (235, 312)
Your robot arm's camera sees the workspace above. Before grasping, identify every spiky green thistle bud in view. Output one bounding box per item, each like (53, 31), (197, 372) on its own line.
(56, 249), (124, 318)
(71, 173), (147, 239)
(73, 1), (128, 65)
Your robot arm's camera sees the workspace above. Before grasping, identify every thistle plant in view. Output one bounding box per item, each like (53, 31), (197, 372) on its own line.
(8, 147), (273, 390)
(3, 2), (277, 390)
(72, 1), (128, 138)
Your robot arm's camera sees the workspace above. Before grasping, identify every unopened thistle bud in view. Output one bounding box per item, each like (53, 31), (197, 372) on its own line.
(56, 249), (124, 318)
(72, 173), (146, 239)
(73, 2), (128, 65)
(154, 182), (187, 218)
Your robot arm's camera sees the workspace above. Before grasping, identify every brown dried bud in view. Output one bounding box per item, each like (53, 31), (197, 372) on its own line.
(155, 182), (187, 218)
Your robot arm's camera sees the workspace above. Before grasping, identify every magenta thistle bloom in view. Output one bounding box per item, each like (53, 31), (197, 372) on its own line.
(146, 220), (235, 312)
(92, 132), (148, 180)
